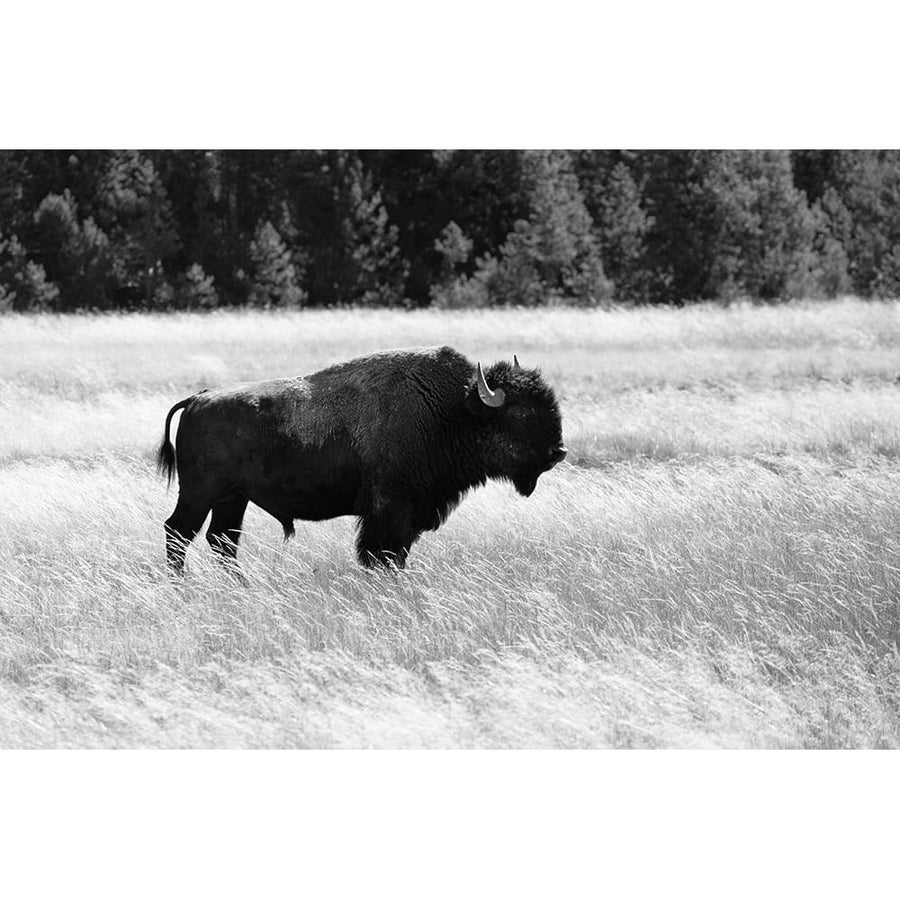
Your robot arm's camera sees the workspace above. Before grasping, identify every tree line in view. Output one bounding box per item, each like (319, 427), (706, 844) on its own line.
(1, 149), (899, 312)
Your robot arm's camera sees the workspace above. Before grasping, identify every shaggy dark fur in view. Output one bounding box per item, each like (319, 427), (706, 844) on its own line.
(156, 346), (566, 572)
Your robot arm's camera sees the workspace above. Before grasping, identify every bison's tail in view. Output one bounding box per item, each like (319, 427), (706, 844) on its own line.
(156, 395), (195, 489)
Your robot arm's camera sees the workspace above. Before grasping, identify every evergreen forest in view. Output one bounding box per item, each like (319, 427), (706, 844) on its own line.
(2, 149), (899, 312)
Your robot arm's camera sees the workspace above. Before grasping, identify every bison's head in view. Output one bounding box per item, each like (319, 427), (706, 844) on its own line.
(468, 356), (566, 497)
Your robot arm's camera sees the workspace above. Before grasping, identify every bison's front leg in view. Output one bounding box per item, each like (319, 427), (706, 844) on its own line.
(356, 497), (420, 569)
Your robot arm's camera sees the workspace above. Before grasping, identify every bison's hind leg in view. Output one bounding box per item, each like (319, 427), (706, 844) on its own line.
(206, 494), (250, 576)
(165, 495), (214, 575)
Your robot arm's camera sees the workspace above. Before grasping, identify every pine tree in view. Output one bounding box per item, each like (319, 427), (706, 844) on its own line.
(0, 152), (28, 237)
(484, 150), (613, 306)
(635, 151), (823, 302)
(177, 263), (219, 309)
(823, 151), (900, 295)
(34, 191), (115, 309)
(359, 150), (529, 305)
(332, 153), (408, 306)
(797, 186), (850, 298)
(33, 190), (81, 285)
(702, 151), (820, 300)
(248, 220), (305, 307)
(0, 231), (59, 311)
(591, 162), (653, 301)
(97, 150), (180, 306)
(75, 217), (115, 309)
(434, 220), (472, 274)
(871, 245), (900, 298)
(429, 221), (492, 308)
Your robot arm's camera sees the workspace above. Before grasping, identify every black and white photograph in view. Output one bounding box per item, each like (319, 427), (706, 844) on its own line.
(4, 3), (900, 896)
(4, 147), (900, 750)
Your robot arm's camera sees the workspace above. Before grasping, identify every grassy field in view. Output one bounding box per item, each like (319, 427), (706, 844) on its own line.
(2, 299), (900, 747)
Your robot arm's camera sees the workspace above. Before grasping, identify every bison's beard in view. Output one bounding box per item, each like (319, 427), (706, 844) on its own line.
(512, 453), (564, 496)
(513, 473), (540, 497)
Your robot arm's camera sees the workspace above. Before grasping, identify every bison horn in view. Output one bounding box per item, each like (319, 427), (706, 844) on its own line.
(513, 354), (522, 371)
(476, 362), (505, 408)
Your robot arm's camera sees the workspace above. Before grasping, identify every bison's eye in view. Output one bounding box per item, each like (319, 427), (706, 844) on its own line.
(509, 405), (529, 421)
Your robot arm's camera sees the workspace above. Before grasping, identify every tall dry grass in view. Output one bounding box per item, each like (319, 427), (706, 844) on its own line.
(2, 299), (900, 747)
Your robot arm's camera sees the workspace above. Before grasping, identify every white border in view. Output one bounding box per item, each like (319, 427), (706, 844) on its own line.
(2, 752), (898, 897)
(4, 2), (900, 148)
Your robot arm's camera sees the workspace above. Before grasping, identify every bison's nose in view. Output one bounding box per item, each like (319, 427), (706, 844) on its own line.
(548, 445), (567, 465)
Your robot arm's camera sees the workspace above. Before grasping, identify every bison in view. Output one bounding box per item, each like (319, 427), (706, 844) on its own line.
(156, 345), (566, 572)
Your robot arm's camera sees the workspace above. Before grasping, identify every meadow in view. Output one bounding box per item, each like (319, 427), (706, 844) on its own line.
(2, 299), (900, 747)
